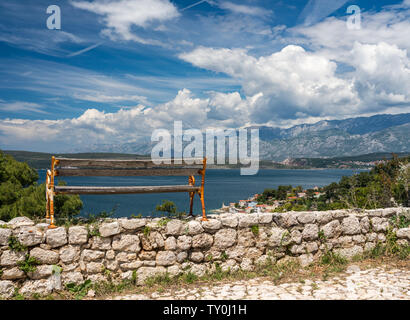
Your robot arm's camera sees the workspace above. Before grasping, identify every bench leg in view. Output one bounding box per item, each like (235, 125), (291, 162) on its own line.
(200, 191), (207, 221)
(188, 175), (195, 217)
(47, 158), (57, 229)
(46, 170), (50, 221)
(46, 195), (50, 220)
(189, 192), (194, 216)
(200, 158), (207, 221)
(48, 194), (57, 229)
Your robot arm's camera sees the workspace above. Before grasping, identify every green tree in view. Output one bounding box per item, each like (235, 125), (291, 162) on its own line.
(0, 151), (82, 221)
(155, 200), (177, 217)
(277, 185), (292, 200)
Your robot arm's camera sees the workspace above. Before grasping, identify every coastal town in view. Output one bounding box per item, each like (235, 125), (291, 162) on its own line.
(214, 186), (326, 214)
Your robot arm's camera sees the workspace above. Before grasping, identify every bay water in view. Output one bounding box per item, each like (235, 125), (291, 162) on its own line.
(37, 168), (363, 218)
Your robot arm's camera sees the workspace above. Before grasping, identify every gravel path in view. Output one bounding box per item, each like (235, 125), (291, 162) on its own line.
(107, 265), (410, 300)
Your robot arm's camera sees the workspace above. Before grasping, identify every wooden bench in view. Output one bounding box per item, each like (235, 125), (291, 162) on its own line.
(45, 156), (207, 228)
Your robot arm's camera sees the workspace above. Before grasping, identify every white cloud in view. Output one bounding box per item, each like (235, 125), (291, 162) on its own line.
(297, 0), (349, 26)
(0, 90), (202, 150)
(73, 93), (149, 104)
(180, 45), (359, 121)
(349, 42), (410, 107)
(218, 1), (272, 17)
(70, 0), (180, 43)
(290, 4), (410, 62)
(0, 28), (85, 57)
(0, 101), (48, 114)
(0, 88), (261, 151)
(0, 106), (150, 151)
(0, 59), (164, 108)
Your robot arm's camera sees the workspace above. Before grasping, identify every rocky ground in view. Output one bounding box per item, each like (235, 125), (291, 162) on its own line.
(104, 264), (410, 300)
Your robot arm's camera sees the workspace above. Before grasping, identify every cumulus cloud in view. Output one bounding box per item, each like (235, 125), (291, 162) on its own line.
(70, 0), (179, 43)
(0, 87), (267, 151)
(180, 45), (359, 121)
(350, 42), (410, 107)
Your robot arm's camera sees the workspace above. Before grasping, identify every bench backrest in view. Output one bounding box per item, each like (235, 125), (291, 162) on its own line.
(53, 157), (205, 177)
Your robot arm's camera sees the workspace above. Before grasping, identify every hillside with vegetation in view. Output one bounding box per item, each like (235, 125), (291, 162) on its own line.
(257, 155), (410, 212)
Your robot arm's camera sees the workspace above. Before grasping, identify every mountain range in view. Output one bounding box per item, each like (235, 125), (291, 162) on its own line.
(74, 113), (410, 161)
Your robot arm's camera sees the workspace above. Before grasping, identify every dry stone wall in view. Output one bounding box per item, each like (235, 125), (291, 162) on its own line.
(0, 208), (409, 298)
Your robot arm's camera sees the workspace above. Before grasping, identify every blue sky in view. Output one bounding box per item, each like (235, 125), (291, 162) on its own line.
(0, 0), (409, 152)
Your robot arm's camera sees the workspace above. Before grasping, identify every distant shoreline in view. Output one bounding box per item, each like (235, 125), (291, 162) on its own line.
(3, 149), (405, 171)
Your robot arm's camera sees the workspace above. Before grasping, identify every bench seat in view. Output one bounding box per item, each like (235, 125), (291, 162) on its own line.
(55, 185), (201, 195)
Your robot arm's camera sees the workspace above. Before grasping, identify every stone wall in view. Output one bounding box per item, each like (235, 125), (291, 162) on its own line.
(0, 208), (409, 298)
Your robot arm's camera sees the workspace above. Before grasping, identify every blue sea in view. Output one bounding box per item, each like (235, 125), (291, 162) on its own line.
(37, 168), (364, 218)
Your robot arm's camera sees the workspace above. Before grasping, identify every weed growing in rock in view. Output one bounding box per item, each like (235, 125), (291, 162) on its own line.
(65, 279), (92, 300)
(364, 229), (409, 260)
(220, 251), (228, 261)
(390, 215), (410, 229)
(320, 250), (347, 273)
(131, 270), (137, 284)
(8, 236), (27, 252)
(87, 225), (100, 237)
(385, 227), (400, 255)
(12, 288), (25, 300)
(280, 231), (290, 246)
(318, 230), (326, 242)
(181, 271), (198, 284)
(251, 225), (259, 236)
(17, 255), (40, 274)
(157, 218), (171, 227)
(143, 226), (151, 237)
(145, 272), (173, 287)
(211, 262), (230, 281)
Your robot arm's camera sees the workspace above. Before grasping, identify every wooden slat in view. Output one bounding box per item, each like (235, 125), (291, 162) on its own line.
(56, 168), (202, 177)
(55, 158), (204, 168)
(55, 185), (201, 195)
